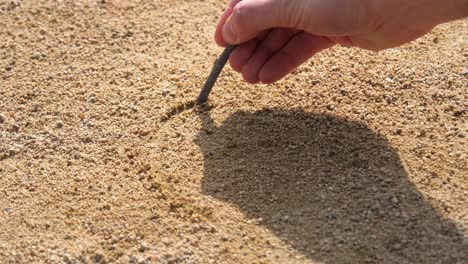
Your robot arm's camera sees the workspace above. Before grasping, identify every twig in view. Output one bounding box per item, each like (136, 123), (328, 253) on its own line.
(197, 45), (236, 103)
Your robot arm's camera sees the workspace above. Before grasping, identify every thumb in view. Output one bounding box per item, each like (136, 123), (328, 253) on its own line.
(222, 0), (370, 45)
(222, 0), (295, 44)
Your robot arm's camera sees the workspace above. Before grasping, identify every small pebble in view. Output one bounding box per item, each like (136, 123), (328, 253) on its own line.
(11, 124), (19, 132)
(385, 96), (395, 104)
(326, 212), (338, 220)
(402, 82), (412, 89)
(0, 114), (5, 123)
(418, 129), (427, 137)
(56, 121), (64, 128)
(31, 53), (41, 60)
(139, 241), (149, 252)
(161, 89), (170, 96)
(5, 65), (13, 71)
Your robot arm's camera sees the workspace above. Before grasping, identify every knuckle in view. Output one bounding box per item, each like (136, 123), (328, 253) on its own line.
(280, 0), (308, 28)
(231, 0), (264, 30)
(337, 1), (372, 34)
(232, 1), (252, 22)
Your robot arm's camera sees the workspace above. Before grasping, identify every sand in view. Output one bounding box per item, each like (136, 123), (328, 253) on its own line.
(0, 0), (467, 263)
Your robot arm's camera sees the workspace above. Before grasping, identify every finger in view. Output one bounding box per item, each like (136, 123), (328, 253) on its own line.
(222, 0), (310, 44)
(258, 34), (335, 84)
(241, 28), (299, 84)
(222, 0), (371, 45)
(229, 39), (257, 72)
(228, 30), (269, 72)
(215, 0), (244, 46)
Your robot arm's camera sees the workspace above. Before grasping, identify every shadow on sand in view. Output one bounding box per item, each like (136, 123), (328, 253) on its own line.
(195, 108), (464, 263)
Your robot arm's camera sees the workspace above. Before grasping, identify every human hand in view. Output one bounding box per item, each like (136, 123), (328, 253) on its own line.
(215, 0), (468, 84)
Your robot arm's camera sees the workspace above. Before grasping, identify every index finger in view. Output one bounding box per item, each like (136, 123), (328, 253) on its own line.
(215, 0), (243, 47)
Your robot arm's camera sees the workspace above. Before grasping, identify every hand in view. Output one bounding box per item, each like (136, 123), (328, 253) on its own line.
(214, 0), (468, 84)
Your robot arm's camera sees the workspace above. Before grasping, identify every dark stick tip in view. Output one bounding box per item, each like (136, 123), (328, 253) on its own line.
(197, 45), (236, 102)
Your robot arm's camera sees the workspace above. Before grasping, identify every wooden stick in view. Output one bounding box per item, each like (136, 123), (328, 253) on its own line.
(197, 45), (236, 103)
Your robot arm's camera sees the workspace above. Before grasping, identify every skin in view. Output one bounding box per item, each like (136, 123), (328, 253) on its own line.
(214, 0), (468, 84)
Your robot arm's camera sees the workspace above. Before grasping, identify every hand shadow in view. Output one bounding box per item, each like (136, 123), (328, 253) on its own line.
(194, 109), (465, 263)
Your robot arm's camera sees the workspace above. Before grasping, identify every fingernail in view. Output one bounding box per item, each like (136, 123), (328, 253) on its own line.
(222, 17), (238, 44)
